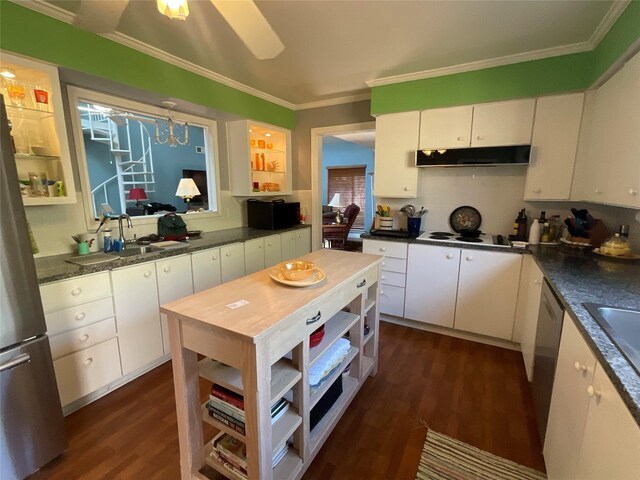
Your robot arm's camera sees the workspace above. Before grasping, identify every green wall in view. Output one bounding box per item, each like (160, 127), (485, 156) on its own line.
(371, 2), (640, 115)
(0, 2), (295, 129)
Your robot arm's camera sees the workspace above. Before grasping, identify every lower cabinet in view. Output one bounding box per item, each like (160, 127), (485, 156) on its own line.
(512, 256), (544, 380)
(191, 247), (222, 293)
(220, 243), (246, 283)
(405, 244), (459, 327)
(111, 263), (164, 376)
(156, 255), (193, 354)
(281, 228), (311, 262)
(264, 234), (282, 268)
(405, 245), (521, 340)
(545, 314), (640, 479)
(363, 239), (408, 317)
(244, 238), (265, 275)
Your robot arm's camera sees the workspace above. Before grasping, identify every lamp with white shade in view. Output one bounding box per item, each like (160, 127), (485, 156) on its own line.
(175, 178), (201, 209)
(327, 193), (346, 224)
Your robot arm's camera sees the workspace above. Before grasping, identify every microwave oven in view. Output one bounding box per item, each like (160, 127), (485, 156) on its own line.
(247, 199), (300, 230)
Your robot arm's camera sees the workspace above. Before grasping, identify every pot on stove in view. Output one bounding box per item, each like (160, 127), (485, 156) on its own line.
(458, 228), (482, 238)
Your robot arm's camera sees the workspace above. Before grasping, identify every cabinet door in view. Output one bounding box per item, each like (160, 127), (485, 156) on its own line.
(295, 228), (311, 257)
(587, 52), (640, 207)
(220, 243), (245, 283)
(455, 250), (521, 339)
(419, 105), (473, 149)
(471, 99), (535, 147)
(525, 93), (584, 200)
(544, 315), (596, 480)
(512, 257), (543, 380)
(111, 264), (163, 375)
(281, 231), (296, 262)
(574, 362), (640, 480)
(405, 244), (460, 328)
(156, 256), (193, 355)
(191, 248), (222, 293)
(373, 112), (419, 198)
(244, 238), (265, 275)
(263, 234), (282, 268)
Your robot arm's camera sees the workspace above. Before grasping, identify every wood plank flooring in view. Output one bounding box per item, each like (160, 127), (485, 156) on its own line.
(30, 322), (544, 479)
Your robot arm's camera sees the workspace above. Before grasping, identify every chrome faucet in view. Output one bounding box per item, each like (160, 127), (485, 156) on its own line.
(116, 213), (134, 250)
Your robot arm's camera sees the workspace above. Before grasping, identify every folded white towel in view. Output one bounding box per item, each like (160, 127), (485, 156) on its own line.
(309, 338), (351, 387)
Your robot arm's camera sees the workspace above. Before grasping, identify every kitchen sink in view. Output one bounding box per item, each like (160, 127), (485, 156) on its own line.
(111, 244), (164, 257)
(583, 303), (640, 375)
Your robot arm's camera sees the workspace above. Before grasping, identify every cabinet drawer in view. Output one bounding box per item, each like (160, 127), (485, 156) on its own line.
(380, 257), (406, 274)
(50, 317), (117, 360)
(379, 285), (405, 317)
(380, 271), (405, 287)
(53, 337), (122, 407)
(45, 297), (114, 336)
(363, 240), (407, 259)
(41, 272), (111, 312)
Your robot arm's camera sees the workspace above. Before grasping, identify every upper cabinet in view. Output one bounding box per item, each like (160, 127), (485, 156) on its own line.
(525, 93), (584, 201)
(419, 99), (535, 149)
(1, 52), (76, 205)
(373, 111), (420, 198)
(572, 51), (640, 208)
(227, 120), (292, 196)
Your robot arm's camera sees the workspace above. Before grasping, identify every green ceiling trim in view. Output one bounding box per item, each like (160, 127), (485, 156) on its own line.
(0, 2), (295, 129)
(371, 3), (640, 115)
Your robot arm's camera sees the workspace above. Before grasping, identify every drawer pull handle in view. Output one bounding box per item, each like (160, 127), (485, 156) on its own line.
(465, 256), (473, 261)
(71, 288), (82, 296)
(574, 361), (587, 373)
(258, 244), (263, 249)
(587, 385), (601, 399)
(75, 312), (86, 321)
(380, 247), (386, 252)
(446, 254), (453, 259)
(457, 136), (464, 141)
(226, 252), (231, 257)
(83, 357), (93, 366)
(306, 311), (321, 325)
(212, 255), (218, 260)
(357, 279), (367, 288)
(0, 353), (31, 373)
(144, 271), (152, 278)
(163, 266), (171, 273)
(80, 334), (90, 342)
(381, 262), (386, 267)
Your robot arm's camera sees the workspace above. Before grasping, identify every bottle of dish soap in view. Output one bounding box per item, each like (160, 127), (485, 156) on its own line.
(529, 217), (541, 245)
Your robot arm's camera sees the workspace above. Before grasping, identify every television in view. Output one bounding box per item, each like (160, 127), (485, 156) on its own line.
(182, 169), (208, 207)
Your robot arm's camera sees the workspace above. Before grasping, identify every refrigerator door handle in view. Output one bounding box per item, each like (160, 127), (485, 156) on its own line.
(0, 352), (31, 372)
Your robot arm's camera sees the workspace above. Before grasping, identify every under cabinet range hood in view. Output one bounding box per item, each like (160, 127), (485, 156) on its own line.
(416, 145), (531, 167)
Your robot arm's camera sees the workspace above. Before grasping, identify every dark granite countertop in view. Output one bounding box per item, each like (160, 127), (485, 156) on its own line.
(362, 233), (640, 426)
(36, 225), (311, 284)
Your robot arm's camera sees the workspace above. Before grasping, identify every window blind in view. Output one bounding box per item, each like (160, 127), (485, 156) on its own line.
(327, 166), (366, 230)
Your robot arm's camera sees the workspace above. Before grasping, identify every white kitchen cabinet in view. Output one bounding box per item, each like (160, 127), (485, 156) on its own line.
(545, 314), (640, 480)
(455, 249), (522, 340)
(111, 263), (163, 375)
(244, 237), (265, 275)
(525, 93), (584, 201)
(512, 256), (543, 380)
(471, 98), (536, 147)
(227, 119), (292, 196)
(574, 362), (640, 480)
(263, 234), (282, 268)
(40, 271), (111, 312)
(405, 244), (460, 327)
(294, 228), (311, 257)
(419, 105), (473, 149)
(577, 51), (640, 207)
(281, 230), (296, 262)
(363, 239), (408, 317)
(220, 243), (246, 283)
(1, 52), (76, 205)
(156, 255), (193, 355)
(191, 247), (222, 293)
(373, 111), (420, 198)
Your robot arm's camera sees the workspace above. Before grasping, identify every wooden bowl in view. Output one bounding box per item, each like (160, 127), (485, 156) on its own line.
(279, 261), (316, 281)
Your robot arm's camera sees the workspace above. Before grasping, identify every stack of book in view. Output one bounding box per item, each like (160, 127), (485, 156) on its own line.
(210, 430), (290, 478)
(206, 384), (291, 436)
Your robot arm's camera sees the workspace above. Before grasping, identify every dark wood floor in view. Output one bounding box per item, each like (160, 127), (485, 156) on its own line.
(31, 322), (544, 479)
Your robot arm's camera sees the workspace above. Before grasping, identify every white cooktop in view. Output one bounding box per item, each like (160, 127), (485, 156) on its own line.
(416, 231), (511, 248)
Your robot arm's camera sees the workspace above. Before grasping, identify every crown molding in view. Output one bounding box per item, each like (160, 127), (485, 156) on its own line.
(295, 92), (371, 111)
(587, 0), (630, 49)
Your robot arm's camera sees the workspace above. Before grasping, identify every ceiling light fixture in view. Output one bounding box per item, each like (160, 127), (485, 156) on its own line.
(157, 0), (189, 20)
(155, 101), (189, 147)
(0, 68), (16, 79)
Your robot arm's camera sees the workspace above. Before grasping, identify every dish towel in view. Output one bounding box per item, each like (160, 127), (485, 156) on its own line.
(309, 338), (351, 387)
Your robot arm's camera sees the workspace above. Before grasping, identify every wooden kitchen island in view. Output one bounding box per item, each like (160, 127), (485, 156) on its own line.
(161, 249), (382, 480)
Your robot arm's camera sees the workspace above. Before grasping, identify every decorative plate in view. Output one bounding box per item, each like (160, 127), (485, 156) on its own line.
(449, 206), (482, 233)
(268, 267), (326, 287)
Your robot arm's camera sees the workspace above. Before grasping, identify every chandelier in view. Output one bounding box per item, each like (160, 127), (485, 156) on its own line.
(155, 101), (188, 147)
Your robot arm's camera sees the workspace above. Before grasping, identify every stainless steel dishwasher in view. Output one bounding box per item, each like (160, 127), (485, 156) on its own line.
(532, 279), (564, 445)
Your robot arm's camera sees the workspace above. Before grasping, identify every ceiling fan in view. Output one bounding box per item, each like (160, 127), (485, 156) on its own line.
(74, 0), (285, 60)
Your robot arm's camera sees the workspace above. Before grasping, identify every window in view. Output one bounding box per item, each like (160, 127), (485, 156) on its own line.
(327, 166), (366, 230)
(67, 87), (220, 229)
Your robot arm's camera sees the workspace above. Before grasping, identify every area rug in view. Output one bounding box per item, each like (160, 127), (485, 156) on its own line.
(416, 429), (547, 480)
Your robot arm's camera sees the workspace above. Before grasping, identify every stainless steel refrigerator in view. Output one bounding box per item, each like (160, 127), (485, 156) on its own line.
(0, 96), (67, 478)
